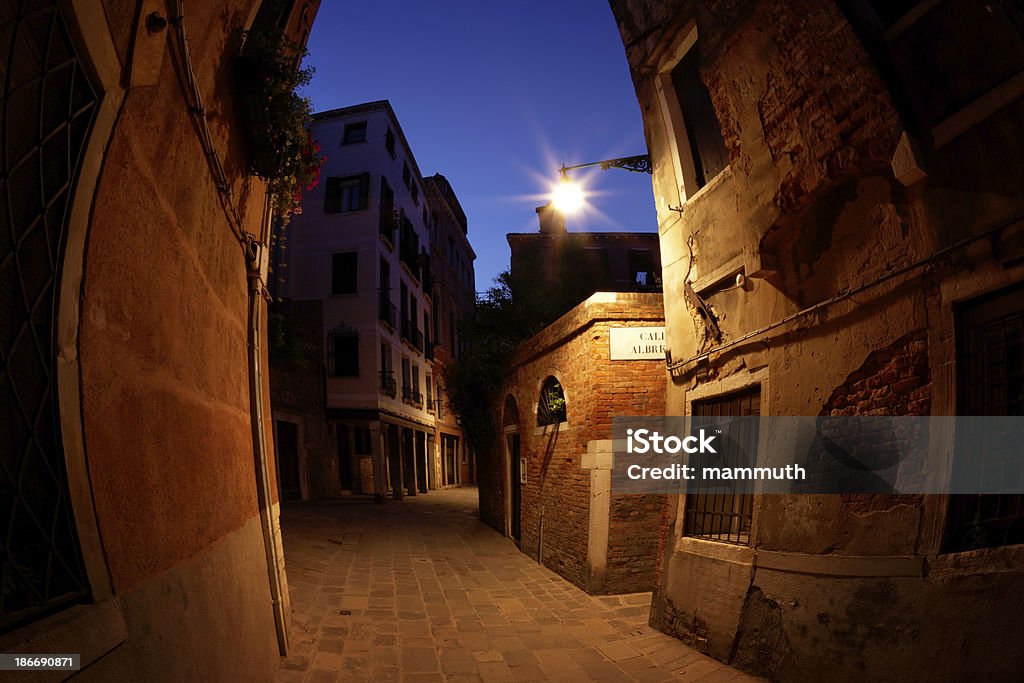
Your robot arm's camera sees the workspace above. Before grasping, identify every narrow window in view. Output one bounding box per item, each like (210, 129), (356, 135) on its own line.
(332, 252), (357, 295)
(684, 387), (760, 545)
(671, 47), (729, 189)
(379, 176), (395, 242)
(945, 283), (1024, 552)
(402, 162), (411, 189)
(329, 332), (359, 376)
(385, 128), (396, 157)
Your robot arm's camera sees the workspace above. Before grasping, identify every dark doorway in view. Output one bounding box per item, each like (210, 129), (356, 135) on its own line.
(336, 425), (352, 491)
(416, 431), (428, 493)
(509, 433), (522, 544)
(276, 420), (301, 501)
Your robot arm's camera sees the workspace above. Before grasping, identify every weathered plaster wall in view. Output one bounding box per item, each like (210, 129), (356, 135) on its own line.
(612, 0), (1024, 679)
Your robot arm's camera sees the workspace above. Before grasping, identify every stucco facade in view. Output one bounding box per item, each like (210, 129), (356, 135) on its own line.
(279, 101), (476, 502)
(0, 0), (318, 679)
(610, 0), (1024, 680)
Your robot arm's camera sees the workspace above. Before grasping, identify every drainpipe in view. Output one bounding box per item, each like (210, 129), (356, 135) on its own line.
(246, 200), (289, 656)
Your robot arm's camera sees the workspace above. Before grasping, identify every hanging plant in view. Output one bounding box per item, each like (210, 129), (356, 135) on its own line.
(236, 30), (325, 218)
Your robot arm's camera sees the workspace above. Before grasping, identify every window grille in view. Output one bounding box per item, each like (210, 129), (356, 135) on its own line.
(1, 0), (96, 631)
(683, 387), (760, 545)
(536, 377), (566, 426)
(945, 284), (1024, 552)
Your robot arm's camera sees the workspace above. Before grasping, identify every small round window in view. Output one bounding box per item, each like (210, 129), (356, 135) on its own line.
(537, 376), (567, 426)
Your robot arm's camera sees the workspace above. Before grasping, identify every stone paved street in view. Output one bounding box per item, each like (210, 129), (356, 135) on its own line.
(275, 487), (760, 682)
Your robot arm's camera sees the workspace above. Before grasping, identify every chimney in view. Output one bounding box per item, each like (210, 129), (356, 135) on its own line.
(536, 202), (566, 235)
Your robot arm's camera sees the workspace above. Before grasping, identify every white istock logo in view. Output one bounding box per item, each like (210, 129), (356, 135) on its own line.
(626, 428), (717, 454)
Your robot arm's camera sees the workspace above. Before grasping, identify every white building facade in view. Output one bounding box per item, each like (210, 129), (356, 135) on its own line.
(281, 100), (473, 500)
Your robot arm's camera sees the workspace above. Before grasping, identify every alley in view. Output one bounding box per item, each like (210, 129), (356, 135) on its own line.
(275, 487), (760, 682)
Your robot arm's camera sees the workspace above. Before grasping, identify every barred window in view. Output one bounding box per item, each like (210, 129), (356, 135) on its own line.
(945, 283), (1024, 552)
(684, 387), (760, 545)
(537, 377), (567, 426)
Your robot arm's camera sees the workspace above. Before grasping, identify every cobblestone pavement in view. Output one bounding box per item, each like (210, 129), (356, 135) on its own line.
(275, 487), (761, 683)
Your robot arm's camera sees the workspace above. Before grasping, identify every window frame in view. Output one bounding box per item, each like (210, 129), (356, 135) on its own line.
(328, 330), (360, 377)
(341, 121), (367, 145)
(324, 173), (370, 213)
(655, 25), (730, 203)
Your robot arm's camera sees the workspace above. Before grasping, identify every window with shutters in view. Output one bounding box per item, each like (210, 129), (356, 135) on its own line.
(324, 173), (369, 213)
(670, 47), (728, 190)
(656, 29), (729, 199)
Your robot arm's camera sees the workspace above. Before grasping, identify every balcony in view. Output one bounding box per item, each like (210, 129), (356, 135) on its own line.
(379, 370), (397, 398)
(401, 385), (424, 408)
(378, 291), (395, 328)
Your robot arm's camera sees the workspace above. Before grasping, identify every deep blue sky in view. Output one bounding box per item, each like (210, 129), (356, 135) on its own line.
(303, 1), (658, 292)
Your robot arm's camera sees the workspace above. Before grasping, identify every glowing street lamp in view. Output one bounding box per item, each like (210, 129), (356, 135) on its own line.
(551, 154), (652, 215)
(551, 176), (585, 214)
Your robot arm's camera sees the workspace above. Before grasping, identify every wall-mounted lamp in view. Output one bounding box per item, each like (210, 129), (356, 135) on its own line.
(551, 154), (653, 215)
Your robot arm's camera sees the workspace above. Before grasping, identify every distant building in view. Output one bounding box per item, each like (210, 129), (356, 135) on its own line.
(425, 174), (478, 485)
(611, 0), (1024, 679)
(275, 100), (475, 501)
(507, 204), (661, 329)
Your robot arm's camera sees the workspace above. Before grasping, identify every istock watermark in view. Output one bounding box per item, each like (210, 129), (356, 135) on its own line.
(611, 416), (1024, 495)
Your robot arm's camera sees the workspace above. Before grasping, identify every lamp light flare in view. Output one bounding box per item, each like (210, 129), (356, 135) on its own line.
(551, 178), (585, 214)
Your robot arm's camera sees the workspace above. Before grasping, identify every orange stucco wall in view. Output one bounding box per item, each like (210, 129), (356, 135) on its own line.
(80, 1), (266, 592)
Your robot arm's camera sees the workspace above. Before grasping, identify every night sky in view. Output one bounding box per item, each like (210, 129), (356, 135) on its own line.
(303, 0), (658, 292)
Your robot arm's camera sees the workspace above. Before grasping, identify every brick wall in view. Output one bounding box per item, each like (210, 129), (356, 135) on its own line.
(606, 493), (665, 593)
(483, 293), (667, 593)
(820, 329), (931, 417)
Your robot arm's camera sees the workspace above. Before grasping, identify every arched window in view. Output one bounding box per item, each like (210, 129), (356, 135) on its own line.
(536, 377), (567, 426)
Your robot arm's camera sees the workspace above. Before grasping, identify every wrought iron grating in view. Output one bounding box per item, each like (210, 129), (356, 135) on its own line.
(946, 285), (1024, 552)
(684, 387), (760, 545)
(1, 0), (97, 632)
